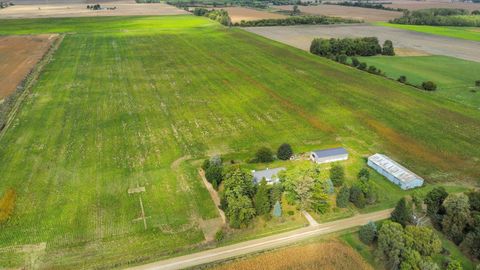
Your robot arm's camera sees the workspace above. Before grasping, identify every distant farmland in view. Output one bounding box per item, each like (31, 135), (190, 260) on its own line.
(0, 15), (479, 269)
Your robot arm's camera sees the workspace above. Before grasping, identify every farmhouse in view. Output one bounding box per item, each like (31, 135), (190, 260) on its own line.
(367, 153), (424, 190)
(252, 167), (286, 185)
(310, 147), (348, 164)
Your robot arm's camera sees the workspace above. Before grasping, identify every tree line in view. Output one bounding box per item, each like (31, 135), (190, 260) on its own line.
(325, 1), (406, 12)
(310, 37), (393, 57)
(391, 8), (480, 27)
(235, 15), (361, 27)
(193, 8), (232, 26)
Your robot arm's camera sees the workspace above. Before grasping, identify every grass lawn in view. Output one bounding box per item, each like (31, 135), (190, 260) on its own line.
(375, 22), (480, 42)
(0, 15), (480, 269)
(356, 55), (480, 109)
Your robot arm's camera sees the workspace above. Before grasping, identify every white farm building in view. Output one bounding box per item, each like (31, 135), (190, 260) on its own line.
(252, 167), (286, 185)
(367, 154), (424, 190)
(310, 147), (348, 164)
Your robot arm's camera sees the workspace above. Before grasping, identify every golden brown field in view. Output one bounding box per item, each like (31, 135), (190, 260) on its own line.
(210, 241), (373, 270)
(218, 7), (287, 23)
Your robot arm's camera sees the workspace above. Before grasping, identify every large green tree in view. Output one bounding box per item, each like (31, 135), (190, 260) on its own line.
(281, 163), (323, 210)
(377, 221), (406, 270)
(255, 147), (274, 163)
(329, 164), (345, 187)
(221, 168), (256, 228)
(405, 226), (442, 256)
(425, 187), (449, 227)
(442, 193), (471, 244)
(254, 178), (271, 216)
(359, 221), (377, 245)
(277, 143), (293, 160)
(336, 186), (350, 208)
(391, 198), (413, 227)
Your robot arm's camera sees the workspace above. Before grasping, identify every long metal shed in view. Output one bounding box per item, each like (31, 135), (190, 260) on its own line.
(367, 153), (424, 190)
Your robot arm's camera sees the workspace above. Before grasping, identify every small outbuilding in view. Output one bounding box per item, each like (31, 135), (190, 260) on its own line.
(310, 147), (348, 164)
(252, 167), (286, 185)
(367, 153), (424, 190)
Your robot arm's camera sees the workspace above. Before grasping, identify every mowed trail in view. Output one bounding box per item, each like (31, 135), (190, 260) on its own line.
(245, 24), (480, 62)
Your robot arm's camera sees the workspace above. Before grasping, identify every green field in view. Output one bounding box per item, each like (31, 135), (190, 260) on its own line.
(1, 15), (480, 268)
(357, 55), (480, 108)
(376, 22), (480, 42)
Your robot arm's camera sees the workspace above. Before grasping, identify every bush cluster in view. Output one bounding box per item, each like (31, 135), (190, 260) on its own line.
(193, 8), (232, 26)
(310, 37), (383, 57)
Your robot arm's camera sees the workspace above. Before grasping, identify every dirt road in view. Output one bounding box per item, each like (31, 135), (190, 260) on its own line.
(245, 24), (480, 62)
(128, 209), (392, 270)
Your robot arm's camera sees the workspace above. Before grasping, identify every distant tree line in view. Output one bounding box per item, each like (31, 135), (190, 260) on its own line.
(235, 15), (361, 27)
(391, 8), (480, 27)
(324, 1), (405, 12)
(193, 8), (232, 26)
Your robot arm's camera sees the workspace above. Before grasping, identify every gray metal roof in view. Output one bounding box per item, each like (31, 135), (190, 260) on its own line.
(252, 167), (286, 183)
(368, 154), (423, 184)
(312, 147), (348, 158)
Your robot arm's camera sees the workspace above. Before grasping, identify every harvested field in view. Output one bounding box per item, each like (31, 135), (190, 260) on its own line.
(218, 7), (286, 23)
(0, 34), (57, 99)
(0, 1), (187, 19)
(385, 0), (480, 12)
(395, 47), (431, 56)
(210, 241), (373, 270)
(275, 4), (402, 22)
(244, 24), (480, 62)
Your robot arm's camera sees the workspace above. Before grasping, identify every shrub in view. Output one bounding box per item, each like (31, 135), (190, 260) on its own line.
(201, 159), (210, 171)
(329, 164), (345, 187)
(475, 80), (480, 87)
(336, 54), (348, 64)
(255, 147), (274, 163)
(336, 186), (350, 208)
(359, 221), (377, 244)
(357, 168), (370, 181)
(205, 165), (223, 190)
(391, 197), (412, 227)
(358, 62), (367, 70)
(351, 57), (360, 67)
(421, 81), (437, 91)
(277, 143), (293, 160)
(367, 65), (377, 74)
(215, 229), (225, 242)
(287, 210), (294, 216)
(382, 40), (395, 56)
(398, 75), (407, 83)
(350, 185), (366, 208)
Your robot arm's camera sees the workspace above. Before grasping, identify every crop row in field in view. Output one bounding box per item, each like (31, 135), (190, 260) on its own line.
(0, 15), (479, 268)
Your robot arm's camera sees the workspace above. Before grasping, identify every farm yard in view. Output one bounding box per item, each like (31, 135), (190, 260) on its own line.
(244, 24), (480, 62)
(0, 34), (57, 99)
(274, 4), (402, 22)
(0, 1), (187, 19)
(0, 14), (480, 269)
(356, 55), (480, 108)
(215, 7), (286, 23)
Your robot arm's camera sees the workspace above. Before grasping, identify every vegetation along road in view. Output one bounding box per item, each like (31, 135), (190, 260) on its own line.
(129, 209), (392, 270)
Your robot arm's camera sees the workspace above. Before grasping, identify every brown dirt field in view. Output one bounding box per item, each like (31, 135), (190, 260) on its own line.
(385, 0), (480, 12)
(0, 34), (57, 99)
(0, 1), (187, 19)
(218, 7), (287, 23)
(210, 241), (373, 270)
(276, 4), (402, 22)
(395, 47), (431, 56)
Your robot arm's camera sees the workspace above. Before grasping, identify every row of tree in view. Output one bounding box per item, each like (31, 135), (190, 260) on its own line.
(326, 1), (405, 12)
(391, 8), (480, 27)
(235, 15), (361, 27)
(310, 37), (394, 57)
(193, 8), (232, 26)
(251, 143), (293, 163)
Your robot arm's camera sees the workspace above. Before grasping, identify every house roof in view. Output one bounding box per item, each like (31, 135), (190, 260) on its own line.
(368, 153), (423, 184)
(312, 147), (348, 158)
(252, 167), (286, 183)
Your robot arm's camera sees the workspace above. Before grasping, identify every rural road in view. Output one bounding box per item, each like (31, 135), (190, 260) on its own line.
(245, 24), (480, 62)
(128, 208), (392, 270)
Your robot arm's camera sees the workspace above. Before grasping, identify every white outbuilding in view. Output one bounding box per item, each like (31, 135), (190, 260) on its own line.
(310, 147), (349, 164)
(367, 153), (424, 190)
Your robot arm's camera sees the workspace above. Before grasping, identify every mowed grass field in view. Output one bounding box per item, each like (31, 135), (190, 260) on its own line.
(0, 15), (480, 268)
(357, 55), (480, 108)
(376, 22), (480, 42)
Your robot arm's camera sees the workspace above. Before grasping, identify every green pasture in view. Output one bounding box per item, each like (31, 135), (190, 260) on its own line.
(357, 55), (480, 108)
(376, 22), (480, 42)
(0, 15), (480, 268)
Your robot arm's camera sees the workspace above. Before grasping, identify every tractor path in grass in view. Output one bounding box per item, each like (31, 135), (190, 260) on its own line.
(128, 209), (392, 270)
